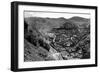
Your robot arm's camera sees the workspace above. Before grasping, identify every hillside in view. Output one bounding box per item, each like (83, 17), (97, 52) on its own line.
(24, 16), (90, 61)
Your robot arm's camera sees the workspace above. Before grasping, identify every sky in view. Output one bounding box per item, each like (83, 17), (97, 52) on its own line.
(24, 11), (90, 19)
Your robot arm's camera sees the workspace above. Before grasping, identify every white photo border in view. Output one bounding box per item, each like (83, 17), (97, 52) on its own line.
(18, 4), (96, 69)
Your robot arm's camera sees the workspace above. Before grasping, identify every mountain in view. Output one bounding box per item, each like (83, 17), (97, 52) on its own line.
(68, 16), (90, 29)
(24, 16), (90, 61)
(25, 17), (67, 36)
(69, 16), (89, 22)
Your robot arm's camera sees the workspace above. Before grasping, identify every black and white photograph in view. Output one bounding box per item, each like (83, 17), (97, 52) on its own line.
(11, 1), (97, 71)
(24, 11), (90, 61)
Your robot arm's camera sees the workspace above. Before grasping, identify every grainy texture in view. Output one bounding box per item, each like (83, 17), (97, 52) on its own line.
(24, 15), (90, 62)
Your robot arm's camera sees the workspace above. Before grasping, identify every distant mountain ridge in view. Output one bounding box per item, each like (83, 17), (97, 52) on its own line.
(25, 16), (90, 36)
(69, 16), (89, 22)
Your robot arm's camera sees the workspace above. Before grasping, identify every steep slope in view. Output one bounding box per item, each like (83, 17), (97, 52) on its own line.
(24, 16), (90, 61)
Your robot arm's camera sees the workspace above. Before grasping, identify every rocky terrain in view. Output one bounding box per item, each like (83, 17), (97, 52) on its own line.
(24, 16), (90, 62)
